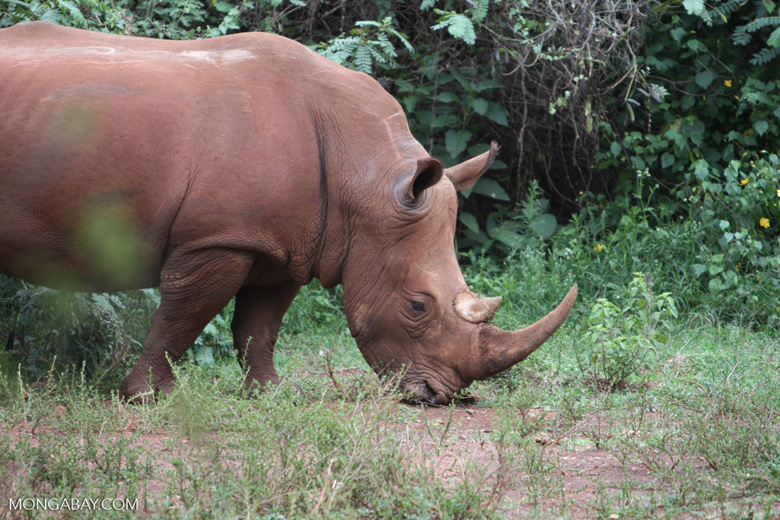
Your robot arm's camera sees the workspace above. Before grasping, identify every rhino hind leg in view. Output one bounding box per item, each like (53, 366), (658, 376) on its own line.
(120, 250), (254, 401)
(231, 283), (301, 393)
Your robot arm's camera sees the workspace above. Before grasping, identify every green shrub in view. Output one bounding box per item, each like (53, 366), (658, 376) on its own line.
(594, 1), (780, 326)
(0, 278), (156, 383)
(578, 273), (678, 391)
(683, 153), (780, 320)
(282, 281), (346, 336)
(186, 298), (234, 367)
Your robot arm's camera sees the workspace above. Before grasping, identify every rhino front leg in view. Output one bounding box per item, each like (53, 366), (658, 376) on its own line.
(120, 250), (254, 401)
(231, 283), (300, 392)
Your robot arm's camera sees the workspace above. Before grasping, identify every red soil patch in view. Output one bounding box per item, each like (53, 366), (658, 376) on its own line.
(1, 399), (776, 519)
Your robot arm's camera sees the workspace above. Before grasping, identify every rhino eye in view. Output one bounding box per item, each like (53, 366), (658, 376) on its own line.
(409, 301), (425, 313)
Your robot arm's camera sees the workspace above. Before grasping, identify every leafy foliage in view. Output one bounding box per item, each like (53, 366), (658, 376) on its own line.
(432, 9), (476, 45)
(684, 153), (780, 300)
(0, 280), (155, 383)
(459, 180), (558, 254)
(314, 16), (413, 74)
(596, 1), (780, 325)
(579, 273), (678, 390)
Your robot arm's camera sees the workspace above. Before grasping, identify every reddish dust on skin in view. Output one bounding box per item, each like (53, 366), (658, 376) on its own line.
(2, 397), (762, 519)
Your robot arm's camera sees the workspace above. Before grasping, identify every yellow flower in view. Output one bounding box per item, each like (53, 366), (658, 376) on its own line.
(724, 79), (732, 87)
(776, 189), (780, 197)
(740, 179), (749, 185)
(760, 217), (770, 228)
(593, 244), (604, 253)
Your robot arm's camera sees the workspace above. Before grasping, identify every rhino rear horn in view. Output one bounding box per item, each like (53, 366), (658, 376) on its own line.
(446, 141), (499, 191)
(454, 291), (502, 323)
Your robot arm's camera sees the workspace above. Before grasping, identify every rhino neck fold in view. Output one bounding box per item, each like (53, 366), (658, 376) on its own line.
(307, 109), (347, 289)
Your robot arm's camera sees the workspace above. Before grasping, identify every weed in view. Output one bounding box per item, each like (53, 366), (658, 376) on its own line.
(0, 322), (777, 518)
(578, 273), (678, 391)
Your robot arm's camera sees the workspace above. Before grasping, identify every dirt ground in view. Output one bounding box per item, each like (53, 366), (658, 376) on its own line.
(402, 405), (659, 518)
(2, 400), (777, 519)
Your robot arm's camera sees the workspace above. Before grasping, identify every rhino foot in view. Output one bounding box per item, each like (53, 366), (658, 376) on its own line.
(120, 368), (175, 404)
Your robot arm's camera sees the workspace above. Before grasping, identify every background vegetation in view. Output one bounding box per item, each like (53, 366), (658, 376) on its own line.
(1, 0), (777, 377)
(0, 1), (779, 517)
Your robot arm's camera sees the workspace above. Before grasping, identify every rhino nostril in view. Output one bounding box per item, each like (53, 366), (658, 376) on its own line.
(401, 382), (434, 404)
(400, 380), (453, 405)
(422, 382), (450, 405)
(431, 390), (449, 405)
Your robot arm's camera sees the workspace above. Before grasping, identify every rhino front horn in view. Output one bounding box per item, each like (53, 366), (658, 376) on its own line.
(472, 284), (578, 380)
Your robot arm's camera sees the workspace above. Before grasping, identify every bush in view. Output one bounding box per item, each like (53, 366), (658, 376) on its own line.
(683, 152), (780, 323)
(578, 273), (678, 391)
(0, 280), (156, 383)
(591, 2), (780, 326)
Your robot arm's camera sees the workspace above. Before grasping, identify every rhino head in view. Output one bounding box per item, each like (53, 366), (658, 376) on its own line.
(339, 142), (577, 404)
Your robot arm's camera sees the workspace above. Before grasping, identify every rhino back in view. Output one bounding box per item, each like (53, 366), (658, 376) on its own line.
(0, 23), (414, 291)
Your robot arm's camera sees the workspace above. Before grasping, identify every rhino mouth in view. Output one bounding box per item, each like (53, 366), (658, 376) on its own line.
(401, 379), (455, 405)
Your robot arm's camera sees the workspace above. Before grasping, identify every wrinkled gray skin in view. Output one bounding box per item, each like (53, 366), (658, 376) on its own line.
(0, 22), (577, 404)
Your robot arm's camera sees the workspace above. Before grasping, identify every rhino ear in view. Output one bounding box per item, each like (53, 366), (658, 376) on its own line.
(446, 141), (500, 191)
(406, 157), (444, 202)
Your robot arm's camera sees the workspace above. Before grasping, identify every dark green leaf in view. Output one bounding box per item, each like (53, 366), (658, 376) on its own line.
(459, 212), (479, 233)
(671, 27), (686, 42)
(530, 214), (557, 239)
(472, 178), (510, 201)
(485, 102), (508, 126)
(469, 97), (489, 115)
(437, 91), (459, 103)
(695, 70), (715, 89)
(769, 26), (780, 47)
(433, 113), (460, 128)
(661, 152), (675, 168)
(489, 228), (523, 248)
(445, 129), (472, 158)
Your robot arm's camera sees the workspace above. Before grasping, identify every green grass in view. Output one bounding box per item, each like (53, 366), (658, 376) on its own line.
(0, 321), (777, 519)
